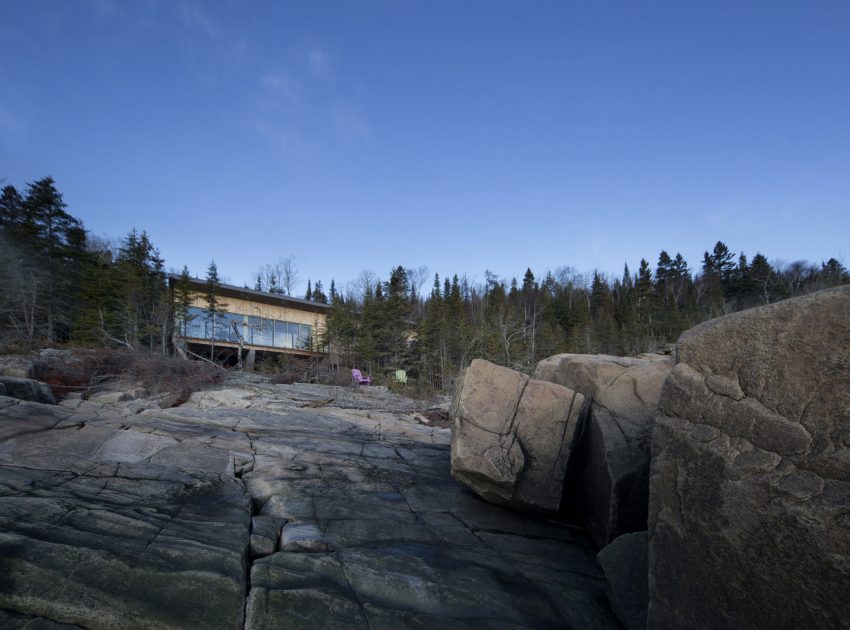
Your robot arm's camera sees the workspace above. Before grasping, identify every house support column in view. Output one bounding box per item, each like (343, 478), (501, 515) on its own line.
(244, 349), (256, 371)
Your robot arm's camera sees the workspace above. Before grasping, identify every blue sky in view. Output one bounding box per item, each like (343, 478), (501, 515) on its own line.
(2, 1), (849, 293)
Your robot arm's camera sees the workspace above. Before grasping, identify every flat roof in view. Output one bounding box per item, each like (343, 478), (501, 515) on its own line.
(168, 274), (330, 314)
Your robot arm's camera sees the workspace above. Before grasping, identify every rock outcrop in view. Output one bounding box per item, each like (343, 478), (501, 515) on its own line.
(649, 285), (850, 628)
(0, 376), (56, 404)
(0, 375), (619, 628)
(450, 359), (587, 512)
(534, 353), (672, 547)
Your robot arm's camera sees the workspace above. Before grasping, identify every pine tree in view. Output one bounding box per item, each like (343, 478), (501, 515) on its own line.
(356, 283), (381, 372)
(380, 266), (412, 366)
(305, 279), (312, 301)
(267, 273), (280, 294)
(417, 273), (445, 384)
(614, 263), (639, 352)
(113, 229), (167, 349)
(173, 266), (195, 339)
(672, 253), (689, 278)
(711, 241), (737, 284)
(634, 259), (654, 323)
(655, 251), (673, 284)
(70, 241), (116, 345)
(521, 268), (543, 364)
(0, 185), (23, 231)
(821, 258), (850, 286)
(17, 177), (85, 342)
(589, 273), (607, 314)
(700, 242), (733, 314)
(313, 280), (328, 303)
(589, 272), (617, 352)
(204, 260), (227, 361)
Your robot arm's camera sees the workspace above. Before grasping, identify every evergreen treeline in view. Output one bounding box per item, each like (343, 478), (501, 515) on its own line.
(0, 177), (172, 351)
(2, 177), (848, 389)
(322, 246), (849, 386)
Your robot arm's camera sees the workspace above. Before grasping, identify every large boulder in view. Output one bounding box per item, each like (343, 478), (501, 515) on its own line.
(0, 376), (56, 404)
(534, 353), (673, 547)
(649, 285), (850, 629)
(597, 531), (648, 630)
(450, 359), (586, 512)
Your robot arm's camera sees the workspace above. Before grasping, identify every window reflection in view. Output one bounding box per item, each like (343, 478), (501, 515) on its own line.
(180, 306), (312, 351)
(274, 321), (288, 348)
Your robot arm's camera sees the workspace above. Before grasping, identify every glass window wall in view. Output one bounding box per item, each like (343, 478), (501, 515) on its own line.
(179, 306), (316, 352)
(273, 321), (289, 348)
(299, 324), (312, 349)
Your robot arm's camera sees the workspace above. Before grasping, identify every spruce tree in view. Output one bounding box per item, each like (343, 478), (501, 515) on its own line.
(268, 273), (280, 294)
(821, 258), (850, 285)
(173, 266), (195, 340)
(634, 259), (654, 317)
(113, 229), (167, 349)
(711, 241), (737, 284)
(70, 241), (116, 345)
(655, 251), (673, 284)
(313, 280), (327, 303)
(0, 185), (23, 231)
(20, 177), (84, 342)
(204, 260), (227, 360)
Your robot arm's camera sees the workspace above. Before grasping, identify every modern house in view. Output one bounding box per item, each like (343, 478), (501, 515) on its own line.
(169, 276), (330, 364)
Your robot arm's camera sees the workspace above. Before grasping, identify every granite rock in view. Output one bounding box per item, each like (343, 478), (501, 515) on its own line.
(534, 353), (672, 546)
(648, 286), (850, 629)
(450, 360), (586, 512)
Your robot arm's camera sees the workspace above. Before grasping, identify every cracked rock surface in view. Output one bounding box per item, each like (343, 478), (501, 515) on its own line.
(649, 285), (850, 629)
(534, 353), (673, 548)
(0, 376), (619, 629)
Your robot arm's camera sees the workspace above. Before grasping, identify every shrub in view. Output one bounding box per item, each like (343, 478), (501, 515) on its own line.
(29, 348), (223, 403)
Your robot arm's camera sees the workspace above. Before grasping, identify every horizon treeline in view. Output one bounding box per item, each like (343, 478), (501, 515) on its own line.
(1, 177), (848, 387)
(322, 245), (849, 385)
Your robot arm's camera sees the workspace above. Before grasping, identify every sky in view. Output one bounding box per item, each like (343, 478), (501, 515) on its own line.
(2, 1), (849, 294)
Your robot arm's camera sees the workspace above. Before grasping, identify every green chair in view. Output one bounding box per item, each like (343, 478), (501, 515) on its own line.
(394, 369), (408, 385)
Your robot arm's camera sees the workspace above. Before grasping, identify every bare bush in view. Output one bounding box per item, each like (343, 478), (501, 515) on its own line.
(29, 349), (223, 404)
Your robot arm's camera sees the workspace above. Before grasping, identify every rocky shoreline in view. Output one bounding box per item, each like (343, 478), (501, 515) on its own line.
(1, 285), (847, 629)
(0, 375), (618, 629)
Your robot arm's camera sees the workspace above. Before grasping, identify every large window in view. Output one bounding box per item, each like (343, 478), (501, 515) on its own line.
(182, 307), (206, 339)
(299, 323), (312, 349)
(218, 313), (244, 343)
(273, 320), (290, 348)
(179, 306), (313, 351)
(252, 317), (273, 347)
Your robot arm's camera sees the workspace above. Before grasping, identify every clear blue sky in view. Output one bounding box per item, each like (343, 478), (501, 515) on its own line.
(2, 1), (848, 293)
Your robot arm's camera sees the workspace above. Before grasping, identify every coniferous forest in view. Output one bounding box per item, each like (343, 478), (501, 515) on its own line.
(2, 177), (848, 388)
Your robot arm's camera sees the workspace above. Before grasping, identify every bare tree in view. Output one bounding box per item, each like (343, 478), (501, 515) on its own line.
(406, 265), (429, 299)
(496, 304), (525, 368)
(778, 259), (815, 297)
(279, 256), (299, 296)
(251, 256), (300, 296)
(0, 233), (46, 347)
(349, 269), (378, 303)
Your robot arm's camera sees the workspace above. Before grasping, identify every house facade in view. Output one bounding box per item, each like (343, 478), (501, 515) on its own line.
(171, 276), (330, 362)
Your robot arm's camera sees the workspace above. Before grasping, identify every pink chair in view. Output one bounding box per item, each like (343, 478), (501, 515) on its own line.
(351, 368), (371, 386)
